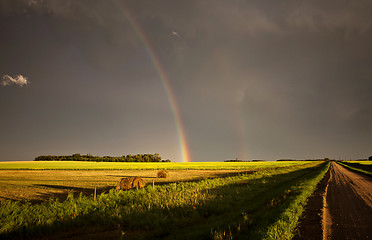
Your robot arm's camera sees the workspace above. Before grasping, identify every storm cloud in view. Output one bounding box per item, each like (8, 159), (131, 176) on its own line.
(0, 0), (371, 161)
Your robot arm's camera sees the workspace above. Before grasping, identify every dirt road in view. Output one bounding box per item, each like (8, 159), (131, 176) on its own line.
(324, 162), (372, 239)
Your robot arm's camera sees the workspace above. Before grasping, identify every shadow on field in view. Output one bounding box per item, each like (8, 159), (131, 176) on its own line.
(35, 184), (88, 192)
(29, 170), (256, 203)
(1, 163), (328, 240)
(0, 196), (17, 201)
(151, 170), (257, 186)
(107, 170), (256, 179)
(163, 164), (328, 240)
(31, 185), (114, 204)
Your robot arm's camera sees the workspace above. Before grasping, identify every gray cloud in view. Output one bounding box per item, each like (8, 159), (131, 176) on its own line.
(0, 0), (116, 25)
(0, 0), (371, 161)
(1, 75), (29, 87)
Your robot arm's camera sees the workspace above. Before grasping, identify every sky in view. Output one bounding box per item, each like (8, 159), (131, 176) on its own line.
(1, 0), (372, 162)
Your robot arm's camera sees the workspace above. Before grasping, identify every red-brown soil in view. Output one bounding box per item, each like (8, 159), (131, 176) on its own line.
(294, 165), (330, 240)
(296, 162), (372, 239)
(324, 162), (372, 239)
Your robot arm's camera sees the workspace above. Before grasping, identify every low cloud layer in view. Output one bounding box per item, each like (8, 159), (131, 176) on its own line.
(1, 75), (29, 87)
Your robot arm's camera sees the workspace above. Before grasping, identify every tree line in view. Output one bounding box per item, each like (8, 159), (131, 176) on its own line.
(34, 153), (171, 162)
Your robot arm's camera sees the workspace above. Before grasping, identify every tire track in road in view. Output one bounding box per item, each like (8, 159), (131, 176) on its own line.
(324, 162), (372, 239)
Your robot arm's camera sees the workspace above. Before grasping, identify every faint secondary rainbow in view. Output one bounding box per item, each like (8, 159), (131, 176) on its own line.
(115, 1), (191, 162)
(215, 50), (249, 161)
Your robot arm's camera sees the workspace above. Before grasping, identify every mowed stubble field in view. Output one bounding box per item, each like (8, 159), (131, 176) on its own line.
(0, 169), (252, 202)
(0, 160), (329, 239)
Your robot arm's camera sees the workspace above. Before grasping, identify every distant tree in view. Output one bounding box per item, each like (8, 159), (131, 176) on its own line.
(143, 155), (150, 162)
(135, 154), (143, 162)
(35, 153), (164, 162)
(154, 153), (161, 162)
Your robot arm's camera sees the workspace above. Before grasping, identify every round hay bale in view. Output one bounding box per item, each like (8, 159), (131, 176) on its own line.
(157, 170), (169, 178)
(116, 176), (146, 190)
(132, 177), (146, 189)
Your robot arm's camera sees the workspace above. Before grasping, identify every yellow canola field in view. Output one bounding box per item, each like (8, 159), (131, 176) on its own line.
(0, 160), (312, 170)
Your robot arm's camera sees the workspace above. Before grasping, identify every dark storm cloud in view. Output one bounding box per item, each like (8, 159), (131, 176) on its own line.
(149, 0), (372, 160)
(1, 0), (371, 161)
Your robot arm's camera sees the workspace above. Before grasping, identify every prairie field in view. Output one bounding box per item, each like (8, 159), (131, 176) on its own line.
(0, 169), (251, 202)
(0, 161), (312, 202)
(0, 160), (309, 170)
(0, 161), (329, 239)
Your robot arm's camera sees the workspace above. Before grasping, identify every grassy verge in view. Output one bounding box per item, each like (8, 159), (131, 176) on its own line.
(261, 161), (329, 239)
(338, 161), (372, 176)
(0, 162), (327, 239)
(207, 161), (330, 240)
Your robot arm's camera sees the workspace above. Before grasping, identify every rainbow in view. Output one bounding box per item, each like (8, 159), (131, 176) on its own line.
(115, 1), (191, 162)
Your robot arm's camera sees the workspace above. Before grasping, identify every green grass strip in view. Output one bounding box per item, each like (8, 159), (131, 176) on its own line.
(262, 161), (330, 240)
